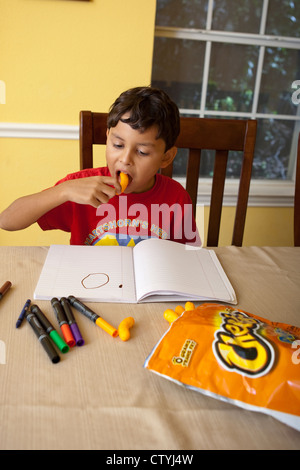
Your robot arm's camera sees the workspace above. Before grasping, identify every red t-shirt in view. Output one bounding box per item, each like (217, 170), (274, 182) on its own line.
(38, 167), (201, 247)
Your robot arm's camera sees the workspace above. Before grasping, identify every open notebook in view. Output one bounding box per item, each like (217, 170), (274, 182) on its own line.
(34, 238), (237, 304)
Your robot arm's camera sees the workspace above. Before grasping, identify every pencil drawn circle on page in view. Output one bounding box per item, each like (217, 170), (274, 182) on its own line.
(81, 273), (110, 289)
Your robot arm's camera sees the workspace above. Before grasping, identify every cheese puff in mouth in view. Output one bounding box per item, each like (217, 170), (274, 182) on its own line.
(117, 172), (130, 194)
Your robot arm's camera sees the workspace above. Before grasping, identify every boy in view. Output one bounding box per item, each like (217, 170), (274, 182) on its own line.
(0, 86), (200, 247)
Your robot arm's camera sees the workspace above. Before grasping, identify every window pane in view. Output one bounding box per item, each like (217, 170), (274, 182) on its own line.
(198, 149), (245, 179)
(173, 147), (246, 179)
(206, 43), (259, 113)
(253, 119), (297, 179)
(258, 47), (300, 116)
(151, 37), (205, 109)
(153, 0), (300, 181)
(212, 0), (263, 33)
(265, 0), (300, 38)
(172, 148), (189, 176)
(155, 0), (208, 29)
(171, 119), (296, 180)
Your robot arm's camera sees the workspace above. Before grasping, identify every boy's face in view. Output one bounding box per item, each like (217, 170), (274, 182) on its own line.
(106, 116), (176, 194)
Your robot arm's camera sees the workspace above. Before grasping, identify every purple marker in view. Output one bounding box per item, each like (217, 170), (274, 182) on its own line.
(60, 297), (84, 346)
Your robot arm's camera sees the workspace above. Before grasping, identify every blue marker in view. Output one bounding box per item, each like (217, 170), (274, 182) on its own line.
(16, 299), (31, 328)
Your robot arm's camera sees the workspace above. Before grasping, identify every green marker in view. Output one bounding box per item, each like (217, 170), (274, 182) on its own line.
(30, 305), (69, 354)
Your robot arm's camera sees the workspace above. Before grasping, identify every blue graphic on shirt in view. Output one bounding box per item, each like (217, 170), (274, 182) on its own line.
(93, 233), (148, 247)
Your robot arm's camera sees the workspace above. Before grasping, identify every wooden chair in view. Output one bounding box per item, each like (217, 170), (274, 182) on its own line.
(294, 132), (300, 246)
(79, 111), (257, 246)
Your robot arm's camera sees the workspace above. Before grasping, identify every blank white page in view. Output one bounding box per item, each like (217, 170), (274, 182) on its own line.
(34, 245), (136, 303)
(133, 238), (236, 303)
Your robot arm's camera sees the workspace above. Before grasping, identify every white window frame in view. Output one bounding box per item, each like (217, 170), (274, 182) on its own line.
(154, 0), (300, 206)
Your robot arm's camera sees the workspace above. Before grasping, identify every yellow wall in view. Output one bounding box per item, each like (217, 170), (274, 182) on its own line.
(1, 0), (156, 124)
(197, 206), (294, 247)
(0, 0), (294, 247)
(0, 0), (156, 245)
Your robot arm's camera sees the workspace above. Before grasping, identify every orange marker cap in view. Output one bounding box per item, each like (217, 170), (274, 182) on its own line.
(95, 317), (118, 337)
(60, 323), (76, 347)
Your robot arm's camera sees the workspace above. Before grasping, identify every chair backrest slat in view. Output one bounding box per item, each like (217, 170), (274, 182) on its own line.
(207, 150), (228, 247)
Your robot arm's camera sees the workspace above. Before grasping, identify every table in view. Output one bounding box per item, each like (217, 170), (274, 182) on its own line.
(0, 245), (299, 450)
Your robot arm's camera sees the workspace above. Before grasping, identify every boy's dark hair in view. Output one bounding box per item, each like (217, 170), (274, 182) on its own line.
(107, 86), (180, 151)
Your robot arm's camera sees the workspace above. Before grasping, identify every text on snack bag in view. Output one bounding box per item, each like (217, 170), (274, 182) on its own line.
(213, 309), (274, 377)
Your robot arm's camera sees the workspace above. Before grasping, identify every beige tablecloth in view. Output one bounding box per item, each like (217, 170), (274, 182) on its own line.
(0, 246), (299, 450)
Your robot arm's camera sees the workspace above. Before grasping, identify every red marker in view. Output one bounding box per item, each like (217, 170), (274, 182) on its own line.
(51, 297), (76, 347)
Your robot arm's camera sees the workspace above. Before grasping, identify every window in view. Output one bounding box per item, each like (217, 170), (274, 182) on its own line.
(151, 0), (300, 204)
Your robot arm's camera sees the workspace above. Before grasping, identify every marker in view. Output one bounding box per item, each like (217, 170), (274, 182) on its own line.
(68, 295), (118, 337)
(30, 304), (69, 354)
(51, 298), (76, 347)
(26, 311), (60, 364)
(0, 281), (12, 301)
(60, 297), (84, 346)
(16, 299), (31, 328)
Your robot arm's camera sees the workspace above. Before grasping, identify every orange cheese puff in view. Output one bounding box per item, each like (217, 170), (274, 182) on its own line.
(185, 301), (195, 311)
(118, 172), (129, 194)
(164, 309), (179, 324)
(175, 305), (185, 315)
(118, 316), (135, 341)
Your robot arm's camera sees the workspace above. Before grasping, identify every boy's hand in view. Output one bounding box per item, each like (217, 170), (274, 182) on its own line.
(0, 175), (122, 232)
(61, 176), (122, 208)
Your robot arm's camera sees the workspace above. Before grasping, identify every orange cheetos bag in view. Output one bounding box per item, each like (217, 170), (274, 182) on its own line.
(144, 303), (300, 431)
